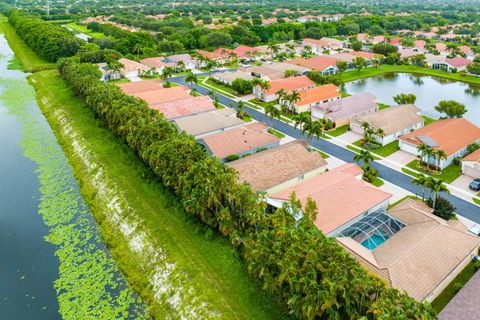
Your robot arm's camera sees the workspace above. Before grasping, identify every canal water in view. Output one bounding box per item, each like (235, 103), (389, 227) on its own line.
(344, 72), (480, 126)
(0, 33), (147, 319)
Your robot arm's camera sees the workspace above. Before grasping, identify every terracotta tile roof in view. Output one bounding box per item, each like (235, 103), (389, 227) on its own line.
(270, 163), (392, 234)
(435, 43), (447, 52)
(264, 75), (315, 95)
(371, 35), (386, 43)
(285, 56), (338, 72)
(198, 48), (232, 60)
(446, 57), (471, 68)
(462, 148), (480, 162)
(233, 45), (259, 58)
(303, 38), (330, 47)
(458, 45), (472, 54)
(338, 198), (480, 301)
(118, 79), (164, 95)
(151, 96), (216, 120)
(399, 118), (480, 157)
(296, 84), (340, 106)
(389, 37), (401, 45)
(351, 104), (423, 136)
(357, 33), (370, 41)
(199, 122), (279, 159)
(132, 86), (191, 105)
(241, 66), (284, 80)
(119, 58), (149, 73)
(139, 57), (167, 68)
(414, 40), (426, 49)
(227, 140), (327, 192)
(349, 51), (378, 60)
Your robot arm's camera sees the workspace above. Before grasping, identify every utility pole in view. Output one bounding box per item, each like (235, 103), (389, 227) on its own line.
(46, 0), (51, 16)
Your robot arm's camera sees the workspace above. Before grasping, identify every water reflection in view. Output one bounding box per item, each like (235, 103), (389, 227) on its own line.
(344, 72), (480, 125)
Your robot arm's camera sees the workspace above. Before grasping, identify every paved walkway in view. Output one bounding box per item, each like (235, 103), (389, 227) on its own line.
(439, 270), (480, 320)
(171, 74), (480, 224)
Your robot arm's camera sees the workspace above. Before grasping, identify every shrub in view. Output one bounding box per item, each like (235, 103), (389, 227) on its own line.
(453, 157), (461, 165)
(231, 78), (253, 94)
(426, 196), (456, 220)
(473, 260), (480, 271)
(453, 282), (463, 293)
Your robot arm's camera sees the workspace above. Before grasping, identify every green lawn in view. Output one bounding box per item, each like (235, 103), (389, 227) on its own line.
(249, 98), (277, 109)
(65, 22), (106, 39)
(326, 124), (350, 137)
(268, 128), (286, 138)
(109, 78), (130, 84)
(30, 70), (291, 320)
(422, 115), (437, 125)
(431, 262), (478, 313)
(352, 140), (400, 158)
(0, 17), (55, 72)
(388, 195), (421, 210)
(405, 160), (462, 184)
(204, 77), (238, 96)
(370, 177), (384, 187)
(340, 64), (480, 85)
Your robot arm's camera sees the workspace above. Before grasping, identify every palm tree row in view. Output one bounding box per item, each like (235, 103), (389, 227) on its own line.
(360, 121), (384, 148)
(56, 57), (435, 320)
(417, 143), (448, 173)
(276, 89), (301, 114)
(411, 174), (450, 209)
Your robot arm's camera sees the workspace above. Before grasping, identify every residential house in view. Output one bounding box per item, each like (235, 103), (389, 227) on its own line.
(139, 57), (167, 74)
(399, 118), (480, 169)
(311, 92), (378, 127)
(165, 54), (198, 70)
(261, 62), (310, 77)
(117, 79), (164, 95)
(319, 37), (345, 50)
(227, 140), (327, 194)
(337, 198), (480, 302)
(232, 45), (260, 61)
(458, 45), (473, 57)
(197, 122), (280, 162)
(414, 40), (426, 50)
(268, 163), (392, 234)
(282, 84), (340, 114)
(461, 149), (480, 178)
(430, 56), (472, 72)
(253, 75), (315, 102)
(197, 48), (233, 64)
(150, 95), (216, 120)
(132, 86), (191, 106)
(349, 51), (378, 64)
(97, 62), (121, 82)
(286, 56), (338, 75)
(173, 108), (244, 138)
(118, 58), (150, 80)
(212, 71), (255, 85)
(350, 104), (424, 145)
(371, 35), (387, 44)
(302, 38), (331, 54)
(241, 66), (284, 81)
(356, 33), (370, 43)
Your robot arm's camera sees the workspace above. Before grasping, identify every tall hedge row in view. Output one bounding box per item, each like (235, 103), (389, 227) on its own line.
(8, 11), (84, 62)
(56, 57), (435, 319)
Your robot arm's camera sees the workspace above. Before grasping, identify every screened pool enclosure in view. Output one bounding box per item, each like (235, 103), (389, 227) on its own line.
(338, 210), (405, 250)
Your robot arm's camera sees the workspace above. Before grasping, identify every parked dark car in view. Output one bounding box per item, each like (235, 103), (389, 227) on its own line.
(469, 179), (480, 191)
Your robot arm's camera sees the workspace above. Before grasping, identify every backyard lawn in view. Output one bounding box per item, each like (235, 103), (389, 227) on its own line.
(422, 115), (437, 125)
(352, 140), (400, 158)
(404, 160), (462, 183)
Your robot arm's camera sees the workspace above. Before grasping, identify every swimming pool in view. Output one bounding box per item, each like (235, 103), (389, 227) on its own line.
(361, 234), (386, 250)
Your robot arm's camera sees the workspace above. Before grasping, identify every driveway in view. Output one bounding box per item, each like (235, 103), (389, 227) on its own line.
(386, 150), (417, 166)
(336, 131), (362, 144)
(450, 174), (477, 197)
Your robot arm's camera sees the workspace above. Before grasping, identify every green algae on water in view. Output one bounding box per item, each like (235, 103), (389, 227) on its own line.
(0, 63), (148, 319)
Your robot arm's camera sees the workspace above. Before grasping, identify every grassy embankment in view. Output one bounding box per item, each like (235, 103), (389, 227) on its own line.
(1, 17), (290, 320)
(0, 16), (55, 72)
(340, 64), (480, 85)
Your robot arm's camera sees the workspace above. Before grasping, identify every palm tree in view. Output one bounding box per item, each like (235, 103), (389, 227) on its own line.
(353, 149), (374, 167)
(185, 72), (198, 89)
(286, 91), (301, 114)
(417, 143), (434, 172)
(411, 174), (430, 201)
(161, 66), (174, 81)
(236, 100), (245, 118)
(292, 112), (310, 131)
(428, 179), (450, 209)
(265, 104), (280, 122)
(302, 119), (324, 144)
(176, 60), (186, 72)
(268, 43), (280, 55)
(375, 128), (385, 145)
(435, 149), (448, 171)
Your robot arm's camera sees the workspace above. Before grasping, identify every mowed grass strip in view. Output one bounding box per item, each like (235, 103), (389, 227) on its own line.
(30, 69), (291, 320)
(0, 16), (55, 72)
